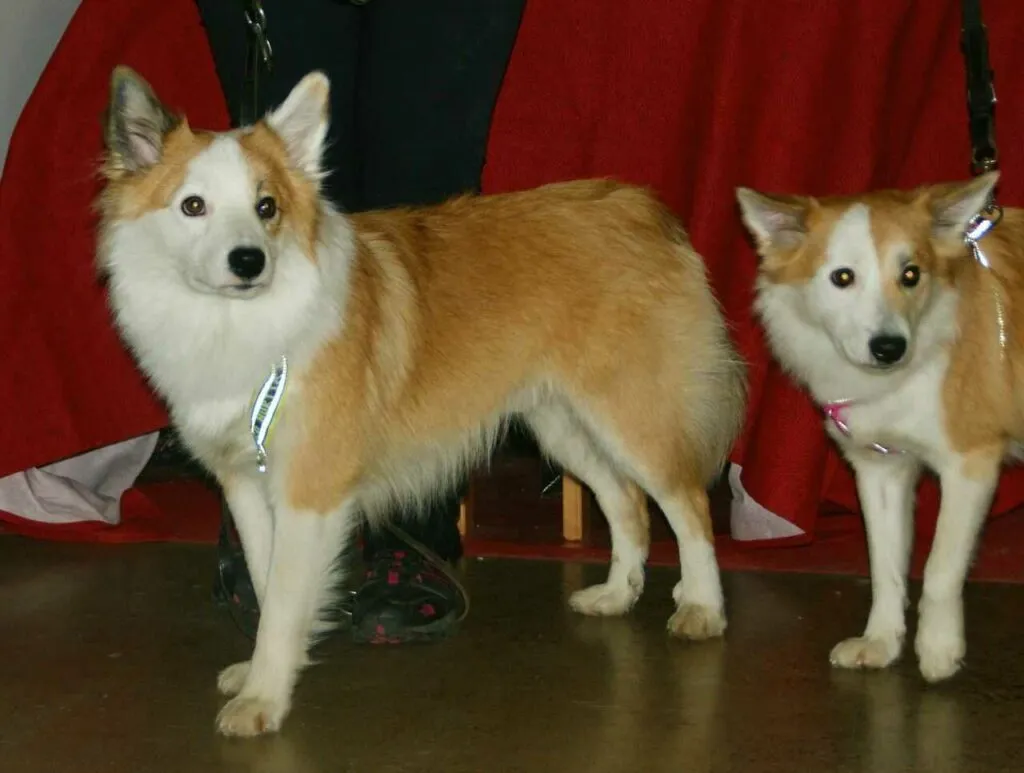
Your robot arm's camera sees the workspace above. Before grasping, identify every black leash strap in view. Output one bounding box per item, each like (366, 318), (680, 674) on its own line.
(212, 1), (275, 632)
(240, 0), (273, 126)
(961, 0), (998, 175)
(214, 0), (468, 640)
(958, 0), (1008, 366)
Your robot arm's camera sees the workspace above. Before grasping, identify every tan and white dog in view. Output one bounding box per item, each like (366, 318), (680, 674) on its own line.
(96, 67), (746, 736)
(737, 172), (1023, 683)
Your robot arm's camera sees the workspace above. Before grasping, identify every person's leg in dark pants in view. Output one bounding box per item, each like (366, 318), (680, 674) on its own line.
(194, 0), (366, 642)
(195, 0), (525, 643)
(195, 0), (362, 209)
(357, 0), (526, 209)
(348, 0), (526, 642)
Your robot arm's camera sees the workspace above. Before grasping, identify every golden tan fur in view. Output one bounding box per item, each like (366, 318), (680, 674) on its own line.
(286, 180), (746, 541)
(940, 208), (1024, 454)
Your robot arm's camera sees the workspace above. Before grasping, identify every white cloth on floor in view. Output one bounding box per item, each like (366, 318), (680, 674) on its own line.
(728, 463), (805, 541)
(0, 432), (159, 525)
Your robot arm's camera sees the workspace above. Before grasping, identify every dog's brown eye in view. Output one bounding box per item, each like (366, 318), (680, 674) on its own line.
(901, 264), (921, 288)
(256, 196), (277, 220)
(830, 268), (855, 288)
(181, 196), (206, 217)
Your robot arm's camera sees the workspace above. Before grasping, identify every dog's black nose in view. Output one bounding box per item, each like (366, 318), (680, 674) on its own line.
(869, 335), (907, 365)
(227, 247), (266, 281)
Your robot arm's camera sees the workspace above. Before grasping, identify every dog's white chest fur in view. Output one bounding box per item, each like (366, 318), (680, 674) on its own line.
(821, 359), (953, 464)
(756, 279), (961, 467)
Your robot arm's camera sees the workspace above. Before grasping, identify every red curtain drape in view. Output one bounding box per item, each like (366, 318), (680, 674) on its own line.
(2, 0), (1024, 545)
(480, 0), (1024, 544)
(0, 0), (227, 480)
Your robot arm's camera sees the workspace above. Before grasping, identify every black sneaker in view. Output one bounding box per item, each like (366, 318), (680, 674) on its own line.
(214, 495), (467, 644)
(350, 548), (464, 645)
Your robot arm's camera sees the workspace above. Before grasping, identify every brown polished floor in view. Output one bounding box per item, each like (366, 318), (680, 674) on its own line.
(3, 536), (1024, 773)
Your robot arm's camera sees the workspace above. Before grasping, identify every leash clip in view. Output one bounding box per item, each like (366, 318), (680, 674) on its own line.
(964, 203), (1007, 352)
(964, 201), (1003, 268)
(243, 1), (273, 69)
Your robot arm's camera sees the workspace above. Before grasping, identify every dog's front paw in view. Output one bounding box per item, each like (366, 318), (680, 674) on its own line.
(217, 661), (251, 696)
(916, 598), (965, 683)
(916, 629), (965, 683)
(569, 582), (639, 617)
(830, 635), (901, 670)
(667, 603), (726, 641)
(216, 694), (289, 738)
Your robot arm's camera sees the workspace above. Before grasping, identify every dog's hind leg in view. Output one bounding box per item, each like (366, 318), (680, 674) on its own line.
(525, 403), (650, 616)
(568, 399), (729, 641)
(655, 484), (726, 640)
(216, 498), (353, 737)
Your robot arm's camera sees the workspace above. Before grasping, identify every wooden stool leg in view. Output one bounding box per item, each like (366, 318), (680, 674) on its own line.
(458, 479), (476, 539)
(562, 474), (585, 542)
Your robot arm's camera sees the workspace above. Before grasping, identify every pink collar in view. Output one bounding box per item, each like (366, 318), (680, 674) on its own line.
(823, 399), (903, 456)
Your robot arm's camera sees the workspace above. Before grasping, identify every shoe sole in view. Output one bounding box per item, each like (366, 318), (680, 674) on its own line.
(350, 611), (461, 645)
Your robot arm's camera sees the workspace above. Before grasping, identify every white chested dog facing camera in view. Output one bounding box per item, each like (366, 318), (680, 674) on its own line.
(738, 173), (1024, 683)
(96, 66), (746, 736)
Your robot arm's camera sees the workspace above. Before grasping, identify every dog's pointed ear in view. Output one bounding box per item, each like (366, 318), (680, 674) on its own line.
(924, 171), (1000, 242)
(736, 187), (811, 253)
(265, 71), (330, 180)
(103, 66), (178, 175)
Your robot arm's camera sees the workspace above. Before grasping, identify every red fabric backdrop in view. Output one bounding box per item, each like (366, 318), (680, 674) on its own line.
(480, 0), (1024, 544)
(2, 0), (1024, 546)
(0, 0), (228, 480)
